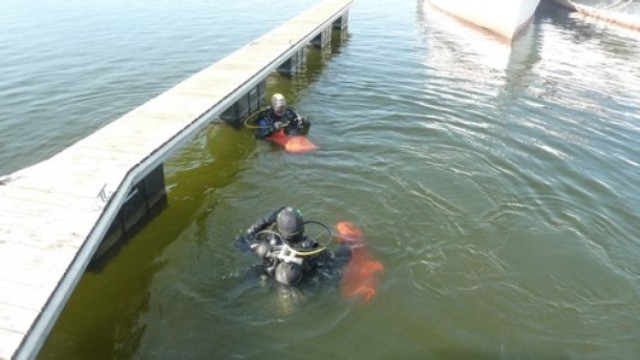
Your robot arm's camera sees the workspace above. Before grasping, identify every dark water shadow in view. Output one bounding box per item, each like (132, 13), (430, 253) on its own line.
(39, 26), (352, 360)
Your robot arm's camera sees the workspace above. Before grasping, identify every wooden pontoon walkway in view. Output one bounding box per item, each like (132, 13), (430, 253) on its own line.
(0, 0), (352, 358)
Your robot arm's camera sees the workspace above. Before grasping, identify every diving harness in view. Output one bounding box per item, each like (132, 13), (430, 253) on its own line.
(250, 221), (333, 268)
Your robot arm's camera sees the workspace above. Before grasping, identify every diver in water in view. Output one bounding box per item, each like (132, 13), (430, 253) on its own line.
(235, 206), (348, 286)
(254, 94), (310, 140)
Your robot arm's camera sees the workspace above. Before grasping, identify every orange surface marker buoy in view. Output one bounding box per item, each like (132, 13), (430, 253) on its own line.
(267, 130), (317, 153)
(335, 221), (384, 302)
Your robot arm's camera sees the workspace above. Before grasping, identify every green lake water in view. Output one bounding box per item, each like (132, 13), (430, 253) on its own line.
(1, 0), (639, 358)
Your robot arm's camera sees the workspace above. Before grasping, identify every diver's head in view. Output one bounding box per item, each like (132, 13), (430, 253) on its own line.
(271, 93), (286, 117)
(277, 207), (304, 244)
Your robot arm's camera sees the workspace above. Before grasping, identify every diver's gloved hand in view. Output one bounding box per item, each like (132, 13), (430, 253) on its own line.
(234, 234), (252, 253)
(245, 224), (260, 238)
(273, 121), (284, 130)
(235, 234), (249, 244)
(295, 116), (305, 125)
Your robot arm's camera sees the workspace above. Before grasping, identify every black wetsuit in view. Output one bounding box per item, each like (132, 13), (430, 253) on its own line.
(254, 107), (310, 139)
(235, 207), (349, 286)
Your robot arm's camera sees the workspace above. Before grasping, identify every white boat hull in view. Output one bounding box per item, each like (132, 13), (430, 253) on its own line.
(427, 0), (541, 40)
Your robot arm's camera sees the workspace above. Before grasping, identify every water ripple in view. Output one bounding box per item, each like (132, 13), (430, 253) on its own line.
(7, 0), (640, 358)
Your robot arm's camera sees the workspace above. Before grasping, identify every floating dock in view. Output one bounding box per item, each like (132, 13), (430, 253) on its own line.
(0, 0), (352, 358)
(548, 0), (640, 30)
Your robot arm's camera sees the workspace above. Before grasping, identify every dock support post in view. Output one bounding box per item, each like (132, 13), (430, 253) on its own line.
(220, 80), (267, 128)
(311, 26), (332, 48)
(90, 164), (167, 270)
(333, 12), (349, 30)
(276, 47), (306, 76)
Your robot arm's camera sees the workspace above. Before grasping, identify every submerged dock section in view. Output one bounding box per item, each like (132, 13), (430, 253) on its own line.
(0, 0), (352, 358)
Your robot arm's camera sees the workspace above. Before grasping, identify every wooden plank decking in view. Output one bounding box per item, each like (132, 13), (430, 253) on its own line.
(0, 0), (352, 358)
